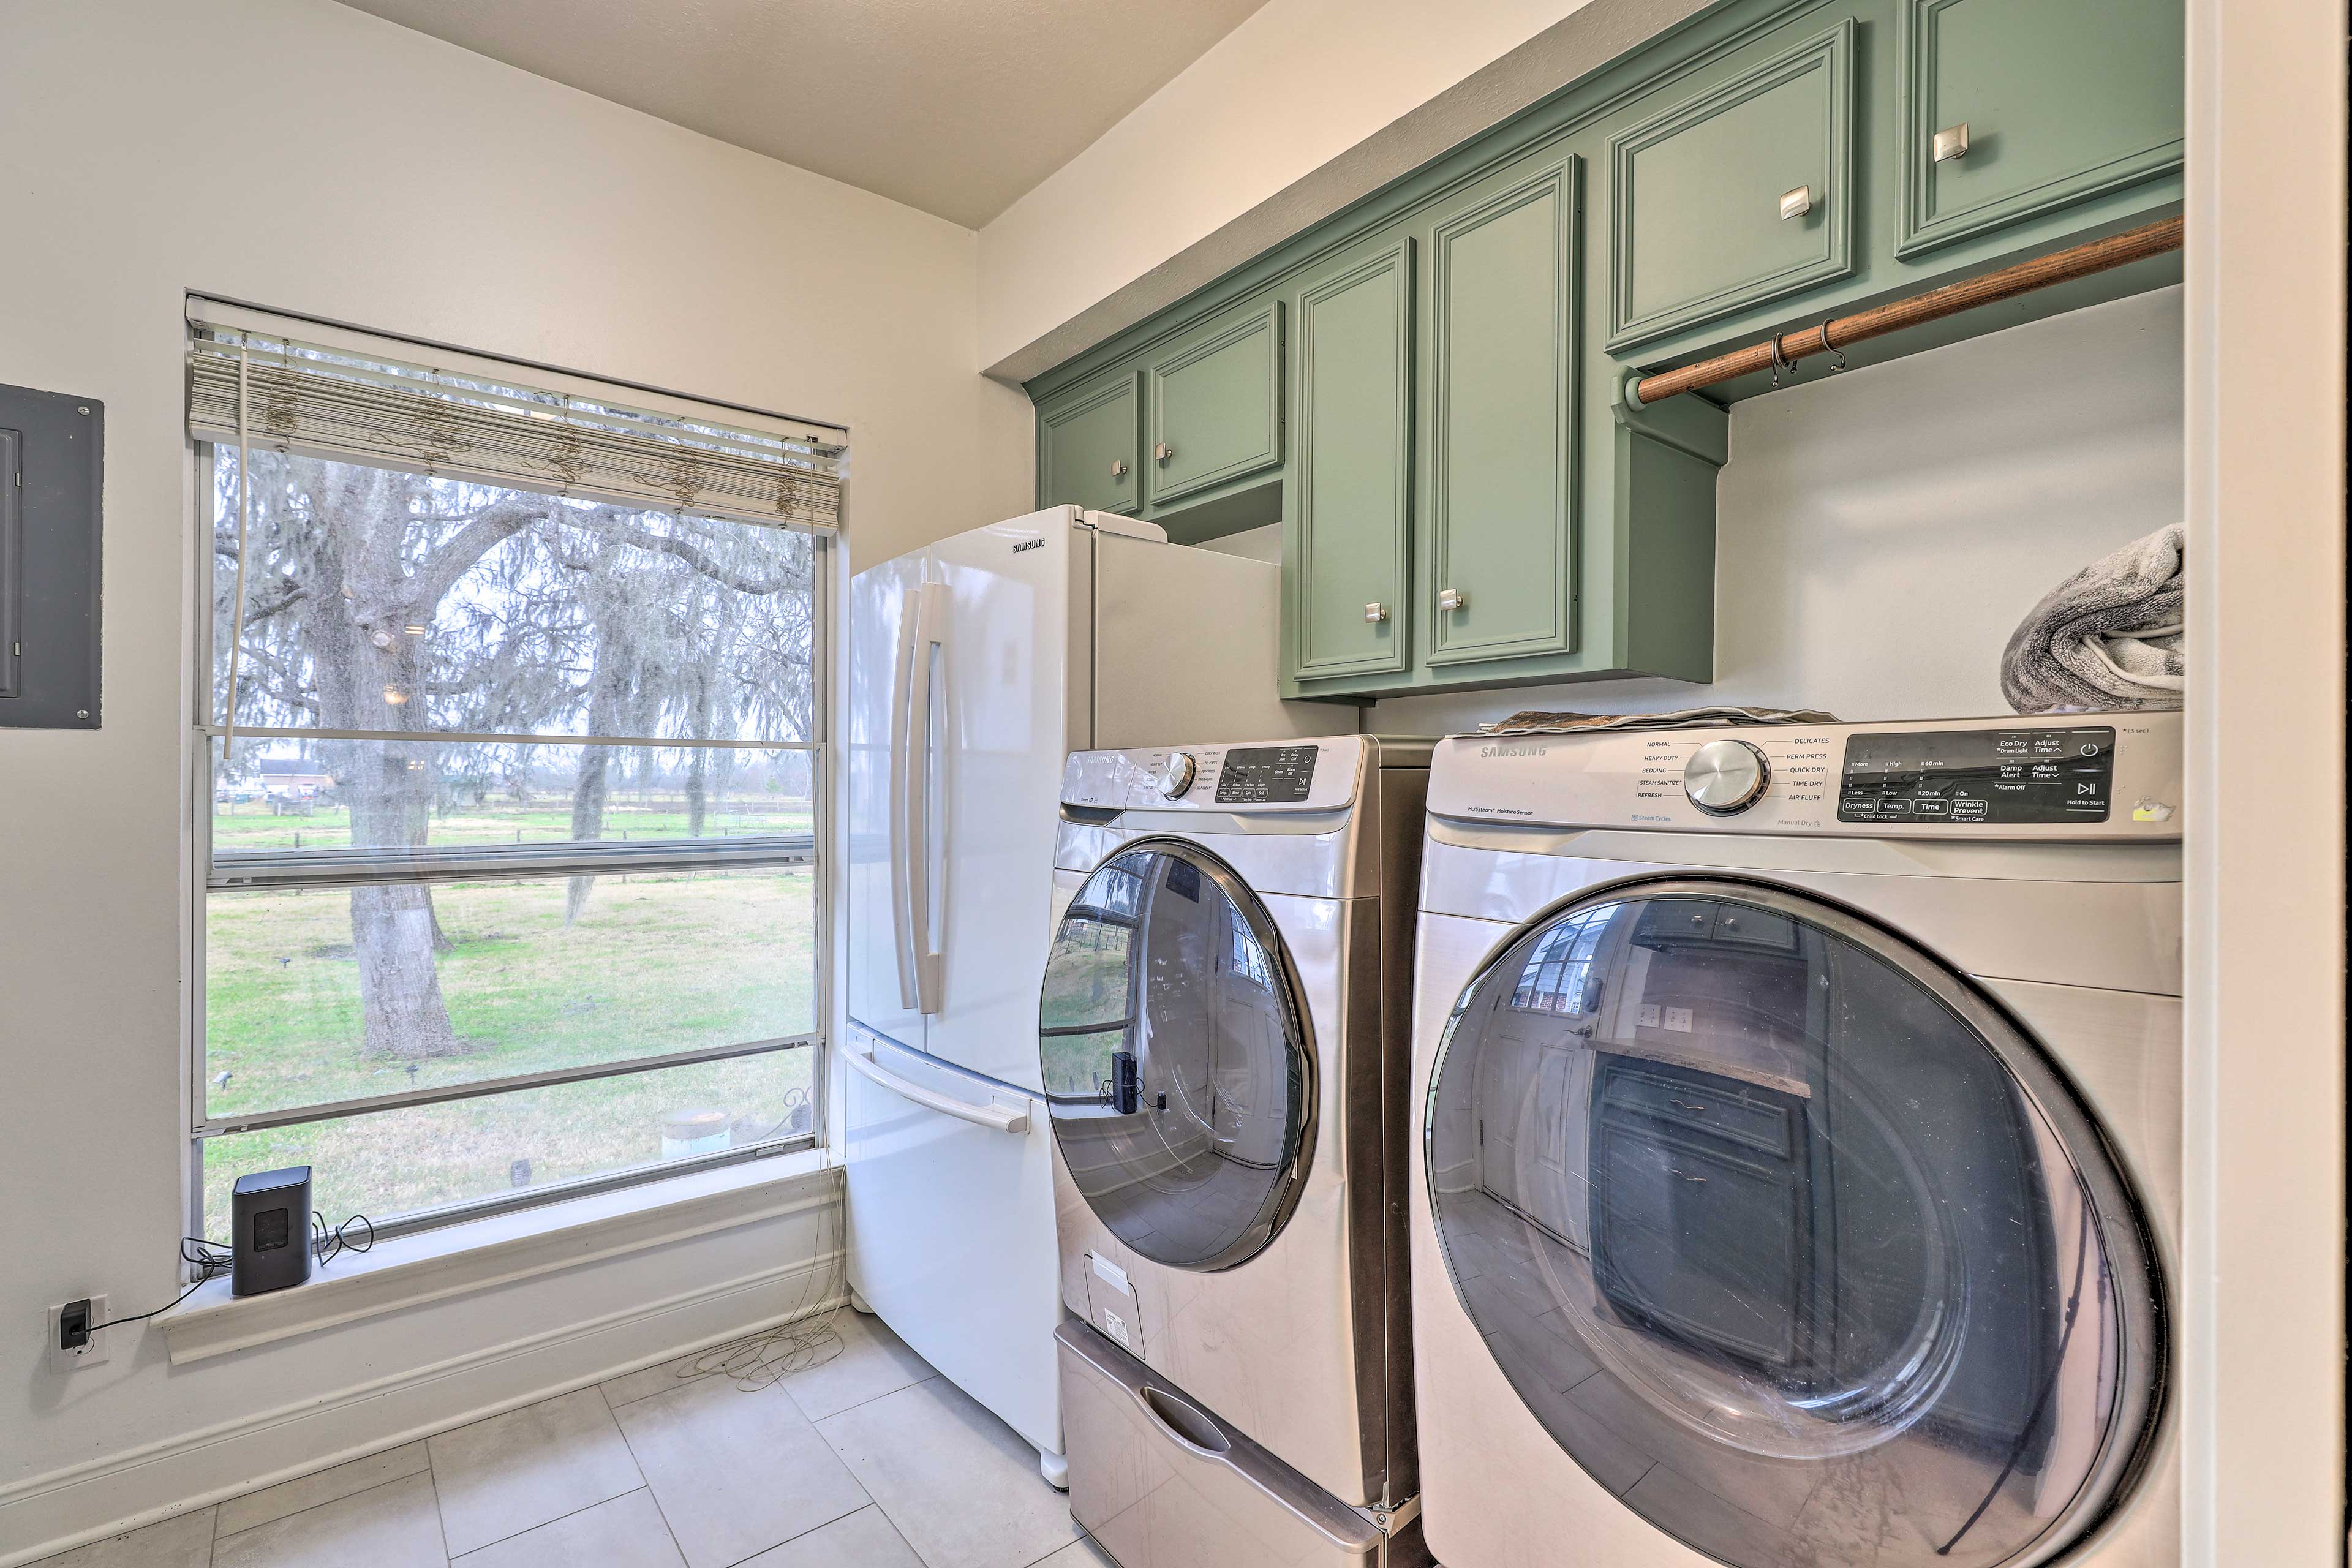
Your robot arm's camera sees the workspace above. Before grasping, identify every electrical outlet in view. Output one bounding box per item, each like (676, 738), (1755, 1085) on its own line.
(47, 1295), (111, 1374)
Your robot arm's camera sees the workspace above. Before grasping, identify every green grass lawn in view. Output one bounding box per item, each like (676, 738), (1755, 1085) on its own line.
(212, 797), (814, 851)
(203, 857), (818, 1233)
(202, 1049), (812, 1239)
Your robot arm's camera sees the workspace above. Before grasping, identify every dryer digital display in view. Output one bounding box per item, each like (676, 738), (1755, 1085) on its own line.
(1214, 745), (1318, 804)
(1838, 726), (2115, 824)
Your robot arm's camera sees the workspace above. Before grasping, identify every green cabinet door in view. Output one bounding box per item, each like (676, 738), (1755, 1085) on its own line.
(1147, 302), (1283, 506)
(1605, 20), (1855, 350)
(1040, 373), (1142, 516)
(1293, 241), (1414, 680)
(1898, 0), (2184, 257)
(1425, 156), (1580, 668)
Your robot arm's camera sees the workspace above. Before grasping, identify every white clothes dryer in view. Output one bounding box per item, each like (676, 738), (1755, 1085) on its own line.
(1410, 713), (2182, 1568)
(1039, 736), (1430, 1548)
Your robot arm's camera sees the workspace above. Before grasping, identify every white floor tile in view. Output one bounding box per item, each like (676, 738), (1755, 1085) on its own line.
(28, 1510), (216, 1568)
(1027, 1539), (1117, 1568)
(612, 1373), (870, 1568)
(214, 1442), (431, 1538)
(448, 1489), (682, 1568)
(427, 1389), (643, 1557)
(598, 1351), (720, 1412)
(778, 1312), (935, 1423)
(818, 1378), (1082, 1568)
(212, 1472), (445, 1568)
(736, 1506), (924, 1568)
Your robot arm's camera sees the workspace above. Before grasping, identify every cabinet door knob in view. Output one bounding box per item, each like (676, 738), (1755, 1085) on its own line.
(1438, 588), (1466, 612)
(1110, 458), (1128, 478)
(1778, 184), (1813, 221)
(1932, 123), (1970, 163)
(1154, 442), (1174, 462)
(1364, 603), (1388, 624)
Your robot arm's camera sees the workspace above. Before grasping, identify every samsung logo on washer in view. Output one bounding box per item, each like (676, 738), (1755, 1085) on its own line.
(1012, 538), (1046, 554)
(1478, 741), (1550, 760)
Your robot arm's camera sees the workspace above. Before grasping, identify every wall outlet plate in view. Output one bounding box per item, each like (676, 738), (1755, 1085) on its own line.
(47, 1295), (111, 1374)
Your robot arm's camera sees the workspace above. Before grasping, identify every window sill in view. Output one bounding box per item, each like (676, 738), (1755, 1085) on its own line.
(160, 1148), (838, 1365)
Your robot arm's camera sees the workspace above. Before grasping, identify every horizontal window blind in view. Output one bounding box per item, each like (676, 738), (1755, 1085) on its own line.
(187, 313), (843, 532)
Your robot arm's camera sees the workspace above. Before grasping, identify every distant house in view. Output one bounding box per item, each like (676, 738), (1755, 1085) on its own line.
(256, 758), (334, 799)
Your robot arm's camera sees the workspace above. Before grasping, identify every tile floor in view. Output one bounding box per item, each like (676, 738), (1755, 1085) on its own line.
(32, 1312), (1115, 1568)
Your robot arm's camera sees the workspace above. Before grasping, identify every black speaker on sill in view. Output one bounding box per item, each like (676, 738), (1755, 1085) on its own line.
(232, 1165), (313, 1297)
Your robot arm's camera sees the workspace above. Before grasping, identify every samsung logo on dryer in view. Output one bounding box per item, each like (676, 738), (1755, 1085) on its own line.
(1012, 538), (1046, 554)
(1478, 741), (1550, 760)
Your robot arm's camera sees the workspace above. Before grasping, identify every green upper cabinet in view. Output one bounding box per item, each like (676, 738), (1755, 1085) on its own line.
(1023, 0), (2184, 700)
(1293, 241), (1414, 681)
(1145, 301), (1284, 506)
(1424, 155), (1582, 668)
(1039, 373), (1142, 517)
(1898, 0), (2185, 258)
(1605, 20), (1855, 352)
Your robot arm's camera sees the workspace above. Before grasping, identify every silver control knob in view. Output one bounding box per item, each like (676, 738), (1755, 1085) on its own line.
(1158, 752), (1198, 799)
(1683, 739), (1770, 815)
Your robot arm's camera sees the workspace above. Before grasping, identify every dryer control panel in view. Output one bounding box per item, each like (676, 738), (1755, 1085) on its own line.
(1838, 726), (2115, 824)
(1427, 712), (2182, 839)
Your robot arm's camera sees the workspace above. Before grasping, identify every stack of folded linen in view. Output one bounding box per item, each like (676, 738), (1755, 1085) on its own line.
(2002, 524), (2185, 713)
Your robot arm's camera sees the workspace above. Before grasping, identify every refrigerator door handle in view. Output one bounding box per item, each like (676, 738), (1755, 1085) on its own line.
(888, 581), (922, 1011)
(844, 1036), (1029, 1134)
(902, 581), (948, 1014)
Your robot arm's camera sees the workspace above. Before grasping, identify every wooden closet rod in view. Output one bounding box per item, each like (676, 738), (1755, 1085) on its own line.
(1630, 216), (2185, 405)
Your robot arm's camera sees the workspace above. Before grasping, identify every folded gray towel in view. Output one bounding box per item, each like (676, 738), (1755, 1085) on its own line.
(2002, 525), (2185, 713)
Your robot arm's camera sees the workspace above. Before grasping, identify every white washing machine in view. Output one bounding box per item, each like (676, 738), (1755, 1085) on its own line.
(1409, 713), (2182, 1568)
(1039, 736), (1431, 1565)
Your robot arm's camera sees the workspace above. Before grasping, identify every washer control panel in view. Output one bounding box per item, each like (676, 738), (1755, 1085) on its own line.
(1063, 736), (1362, 813)
(1213, 745), (1319, 804)
(1839, 726), (2114, 824)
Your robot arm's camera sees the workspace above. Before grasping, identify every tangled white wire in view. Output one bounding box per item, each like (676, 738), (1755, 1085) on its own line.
(682, 1207), (850, 1393)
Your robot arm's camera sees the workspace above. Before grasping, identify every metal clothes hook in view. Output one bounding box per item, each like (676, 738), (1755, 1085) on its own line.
(1768, 331), (1794, 388)
(1820, 315), (1849, 372)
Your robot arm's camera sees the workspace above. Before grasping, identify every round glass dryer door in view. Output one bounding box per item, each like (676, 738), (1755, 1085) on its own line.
(1425, 881), (2162, 1568)
(1038, 843), (1314, 1272)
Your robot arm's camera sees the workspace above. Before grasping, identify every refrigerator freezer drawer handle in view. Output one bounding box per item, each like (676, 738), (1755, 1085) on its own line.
(843, 1042), (1030, 1134)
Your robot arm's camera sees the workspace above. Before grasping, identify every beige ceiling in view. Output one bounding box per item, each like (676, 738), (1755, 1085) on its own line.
(337, 0), (1272, 228)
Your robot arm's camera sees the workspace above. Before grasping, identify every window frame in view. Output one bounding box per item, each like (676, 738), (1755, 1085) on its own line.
(183, 350), (839, 1246)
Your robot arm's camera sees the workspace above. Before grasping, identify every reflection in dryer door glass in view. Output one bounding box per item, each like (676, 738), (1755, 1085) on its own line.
(1038, 846), (1312, 1271)
(1424, 883), (2163, 1568)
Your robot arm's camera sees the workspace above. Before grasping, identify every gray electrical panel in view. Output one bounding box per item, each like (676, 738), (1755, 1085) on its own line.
(0, 383), (102, 728)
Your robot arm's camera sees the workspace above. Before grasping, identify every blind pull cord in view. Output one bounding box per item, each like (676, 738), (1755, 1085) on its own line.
(221, 343), (252, 760)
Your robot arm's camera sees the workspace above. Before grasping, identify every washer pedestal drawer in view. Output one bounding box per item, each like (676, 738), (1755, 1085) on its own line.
(1057, 1322), (1424, 1568)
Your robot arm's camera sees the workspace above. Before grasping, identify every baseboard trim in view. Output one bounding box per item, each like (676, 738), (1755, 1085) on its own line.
(0, 1248), (845, 1567)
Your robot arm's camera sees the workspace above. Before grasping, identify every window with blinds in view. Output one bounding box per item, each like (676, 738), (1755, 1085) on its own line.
(184, 300), (845, 1240)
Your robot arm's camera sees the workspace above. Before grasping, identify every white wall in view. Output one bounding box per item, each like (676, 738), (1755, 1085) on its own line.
(1371, 287), (2185, 734)
(0, 0), (1028, 1554)
(978, 0), (1677, 375)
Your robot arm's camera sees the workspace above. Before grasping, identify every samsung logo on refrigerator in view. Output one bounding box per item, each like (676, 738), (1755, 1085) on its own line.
(1012, 538), (1046, 554)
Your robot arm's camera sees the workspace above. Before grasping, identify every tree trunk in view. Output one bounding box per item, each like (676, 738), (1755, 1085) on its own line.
(345, 733), (466, 1058)
(567, 744), (611, 924)
(685, 750), (709, 840)
(350, 882), (463, 1058)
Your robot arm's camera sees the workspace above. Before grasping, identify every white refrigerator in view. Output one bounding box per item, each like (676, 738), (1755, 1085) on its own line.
(843, 505), (1330, 1484)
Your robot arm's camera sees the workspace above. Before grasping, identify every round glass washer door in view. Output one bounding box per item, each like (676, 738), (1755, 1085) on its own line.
(1038, 842), (1316, 1272)
(1425, 880), (2163, 1568)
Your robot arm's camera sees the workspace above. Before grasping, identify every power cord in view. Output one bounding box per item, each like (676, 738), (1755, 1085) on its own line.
(81, 1215), (372, 1338)
(311, 1210), (375, 1267)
